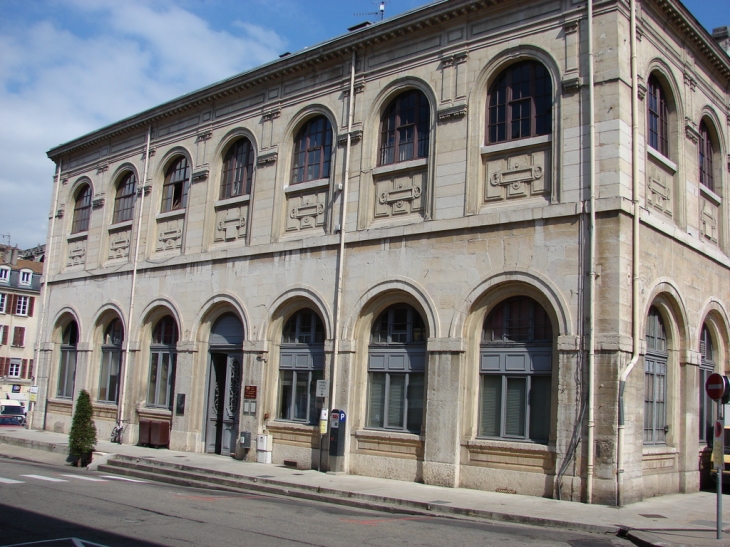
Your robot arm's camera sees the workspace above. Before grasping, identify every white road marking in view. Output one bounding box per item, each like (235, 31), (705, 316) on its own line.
(60, 474), (108, 482)
(0, 477), (24, 484)
(21, 474), (67, 482)
(99, 475), (146, 483)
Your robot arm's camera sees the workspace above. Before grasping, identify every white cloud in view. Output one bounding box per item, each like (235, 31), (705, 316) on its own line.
(0, 0), (285, 249)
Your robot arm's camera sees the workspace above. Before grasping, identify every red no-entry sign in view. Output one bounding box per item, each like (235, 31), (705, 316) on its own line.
(706, 373), (729, 401)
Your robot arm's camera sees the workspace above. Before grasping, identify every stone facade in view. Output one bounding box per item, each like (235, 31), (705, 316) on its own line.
(35, 0), (729, 505)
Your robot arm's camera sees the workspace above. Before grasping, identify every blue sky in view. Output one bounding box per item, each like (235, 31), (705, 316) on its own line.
(0, 0), (726, 249)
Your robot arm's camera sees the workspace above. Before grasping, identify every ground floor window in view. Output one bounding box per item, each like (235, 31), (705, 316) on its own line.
(148, 351), (176, 409)
(278, 369), (323, 423)
(644, 355), (667, 444)
(699, 324), (715, 444)
(57, 321), (78, 399)
(479, 373), (551, 441)
(367, 371), (424, 432)
(99, 350), (121, 403)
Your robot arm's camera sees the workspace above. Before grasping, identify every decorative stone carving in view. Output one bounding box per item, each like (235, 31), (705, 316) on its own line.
(214, 205), (248, 242)
(108, 228), (131, 260)
(685, 117), (699, 143)
(56, 205), (65, 219)
(257, 150), (278, 166)
(192, 165), (209, 183)
(96, 163), (109, 174)
(67, 237), (87, 267)
(485, 150), (549, 202)
(337, 129), (363, 146)
(437, 104), (467, 121)
(156, 217), (184, 252)
(195, 131), (212, 143)
(92, 194), (105, 209)
(286, 191), (327, 231)
(701, 198), (719, 244)
(647, 177), (672, 217)
(375, 172), (424, 218)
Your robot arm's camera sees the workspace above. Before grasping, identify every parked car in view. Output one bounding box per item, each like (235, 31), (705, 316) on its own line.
(0, 415), (23, 427)
(0, 401), (26, 425)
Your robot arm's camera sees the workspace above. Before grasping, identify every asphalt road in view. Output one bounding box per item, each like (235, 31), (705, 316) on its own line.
(0, 456), (631, 547)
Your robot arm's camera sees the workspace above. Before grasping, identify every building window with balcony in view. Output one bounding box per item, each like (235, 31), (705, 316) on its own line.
(378, 90), (430, 166)
(221, 138), (254, 199)
(291, 116), (332, 184)
(487, 61), (552, 144)
(161, 157), (190, 212)
(71, 184), (92, 234)
(367, 304), (426, 433)
(113, 172), (137, 224)
(148, 316), (178, 409)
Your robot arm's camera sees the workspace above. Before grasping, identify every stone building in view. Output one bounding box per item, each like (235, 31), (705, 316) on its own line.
(35, 0), (729, 505)
(0, 245), (43, 408)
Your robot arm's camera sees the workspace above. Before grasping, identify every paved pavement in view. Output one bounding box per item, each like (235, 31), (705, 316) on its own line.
(1, 427), (729, 547)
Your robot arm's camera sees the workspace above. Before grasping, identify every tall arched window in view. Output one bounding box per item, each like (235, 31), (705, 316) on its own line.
(161, 157), (189, 212)
(379, 90), (430, 166)
(148, 316), (178, 409)
(278, 309), (325, 423)
(699, 324), (715, 444)
(71, 185), (92, 234)
(479, 297), (553, 442)
(644, 306), (668, 445)
(647, 75), (669, 157)
(99, 318), (123, 404)
(113, 172), (137, 224)
(367, 304), (426, 433)
(699, 121), (715, 192)
(57, 321), (78, 398)
(220, 138), (254, 199)
(487, 61), (552, 144)
(291, 116), (332, 184)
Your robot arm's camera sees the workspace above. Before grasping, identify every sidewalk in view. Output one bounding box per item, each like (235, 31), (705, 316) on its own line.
(1, 427), (729, 547)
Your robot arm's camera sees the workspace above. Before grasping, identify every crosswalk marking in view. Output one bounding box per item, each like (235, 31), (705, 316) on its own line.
(0, 477), (24, 484)
(21, 474), (67, 482)
(60, 474), (108, 482)
(99, 475), (146, 483)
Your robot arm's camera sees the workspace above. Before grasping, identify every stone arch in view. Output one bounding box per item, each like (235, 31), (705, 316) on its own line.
(698, 297), (730, 372)
(210, 127), (260, 197)
(192, 293), (249, 345)
(90, 302), (127, 340)
(52, 307), (83, 343)
(643, 279), (690, 357)
(138, 298), (185, 343)
(264, 285), (333, 342)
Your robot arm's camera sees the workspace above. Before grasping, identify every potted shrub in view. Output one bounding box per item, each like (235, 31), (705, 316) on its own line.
(68, 390), (97, 467)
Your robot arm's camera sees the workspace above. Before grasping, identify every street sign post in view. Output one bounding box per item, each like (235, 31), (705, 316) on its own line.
(706, 373), (728, 540)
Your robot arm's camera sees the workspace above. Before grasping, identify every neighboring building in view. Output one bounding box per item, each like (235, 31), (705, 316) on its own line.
(0, 246), (43, 410)
(35, 0), (729, 506)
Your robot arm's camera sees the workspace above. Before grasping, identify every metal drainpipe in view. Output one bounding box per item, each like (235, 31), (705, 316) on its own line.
(329, 49), (356, 448)
(586, 0), (597, 504)
(617, 0), (641, 507)
(33, 159), (63, 430)
(117, 127), (152, 429)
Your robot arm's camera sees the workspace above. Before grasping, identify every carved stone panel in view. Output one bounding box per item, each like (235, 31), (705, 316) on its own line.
(214, 204), (248, 242)
(156, 217), (184, 252)
(374, 170), (425, 219)
(286, 190), (327, 232)
(484, 149), (550, 202)
(646, 161), (673, 218)
(108, 228), (131, 261)
(67, 237), (87, 267)
(701, 197), (719, 244)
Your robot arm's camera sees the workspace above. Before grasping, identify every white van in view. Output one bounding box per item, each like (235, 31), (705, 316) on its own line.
(0, 400), (26, 425)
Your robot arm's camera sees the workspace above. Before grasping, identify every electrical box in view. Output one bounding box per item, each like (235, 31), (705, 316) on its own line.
(256, 434), (270, 451)
(239, 431), (252, 449)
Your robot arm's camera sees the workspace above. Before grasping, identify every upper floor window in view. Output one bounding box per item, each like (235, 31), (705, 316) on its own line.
(647, 75), (669, 158)
(292, 116), (332, 184)
(488, 61), (552, 144)
(379, 90), (430, 166)
(71, 184), (92, 234)
(699, 121), (715, 192)
(221, 138), (254, 199)
(161, 157), (189, 213)
(113, 172), (137, 224)
(0, 267), (9, 283)
(19, 269), (32, 286)
(0, 293), (6, 313)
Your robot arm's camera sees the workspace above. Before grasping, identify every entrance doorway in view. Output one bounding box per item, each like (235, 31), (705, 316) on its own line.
(205, 314), (244, 455)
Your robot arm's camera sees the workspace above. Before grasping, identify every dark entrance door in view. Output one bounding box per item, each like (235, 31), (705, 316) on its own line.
(205, 313), (244, 455)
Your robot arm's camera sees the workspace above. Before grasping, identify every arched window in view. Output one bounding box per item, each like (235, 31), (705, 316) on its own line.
(148, 316), (178, 409)
(644, 306), (668, 445)
(367, 304), (426, 432)
(71, 185), (92, 234)
(161, 157), (189, 212)
(278, 309), (325, 423)
(57, 321), (78, 398)
(113, 172), (137, 224)
(487, 61), (552, 144)
(699, 121), (715, 192)
(480, 297), (553, 442)
(699, 324), (715, 444)
(292, 116), (332, 184)
(99, 319), (123, 403)
(220, 138), (254, 199)
(379, 90), (430, 165)
(647, 75), (669, 157)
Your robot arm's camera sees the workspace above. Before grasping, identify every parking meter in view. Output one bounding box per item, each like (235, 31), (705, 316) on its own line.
(328, 409), (347, 472)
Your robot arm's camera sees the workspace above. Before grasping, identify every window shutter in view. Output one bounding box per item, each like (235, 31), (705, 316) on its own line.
(13, 326), (25, 347)
(27, 297), (34, 317)
(10, 294), (18, 316)
(28, 359), (34, 379)
(21, 359), (27, 378)
(0, 357), (6, 376)
(0, 325), (6, 345)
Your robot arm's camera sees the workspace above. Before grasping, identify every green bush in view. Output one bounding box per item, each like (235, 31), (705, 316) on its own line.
(69, 390), (97, 460)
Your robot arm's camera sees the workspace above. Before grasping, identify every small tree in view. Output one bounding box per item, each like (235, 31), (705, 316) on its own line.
(69, 390), (97, 465)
